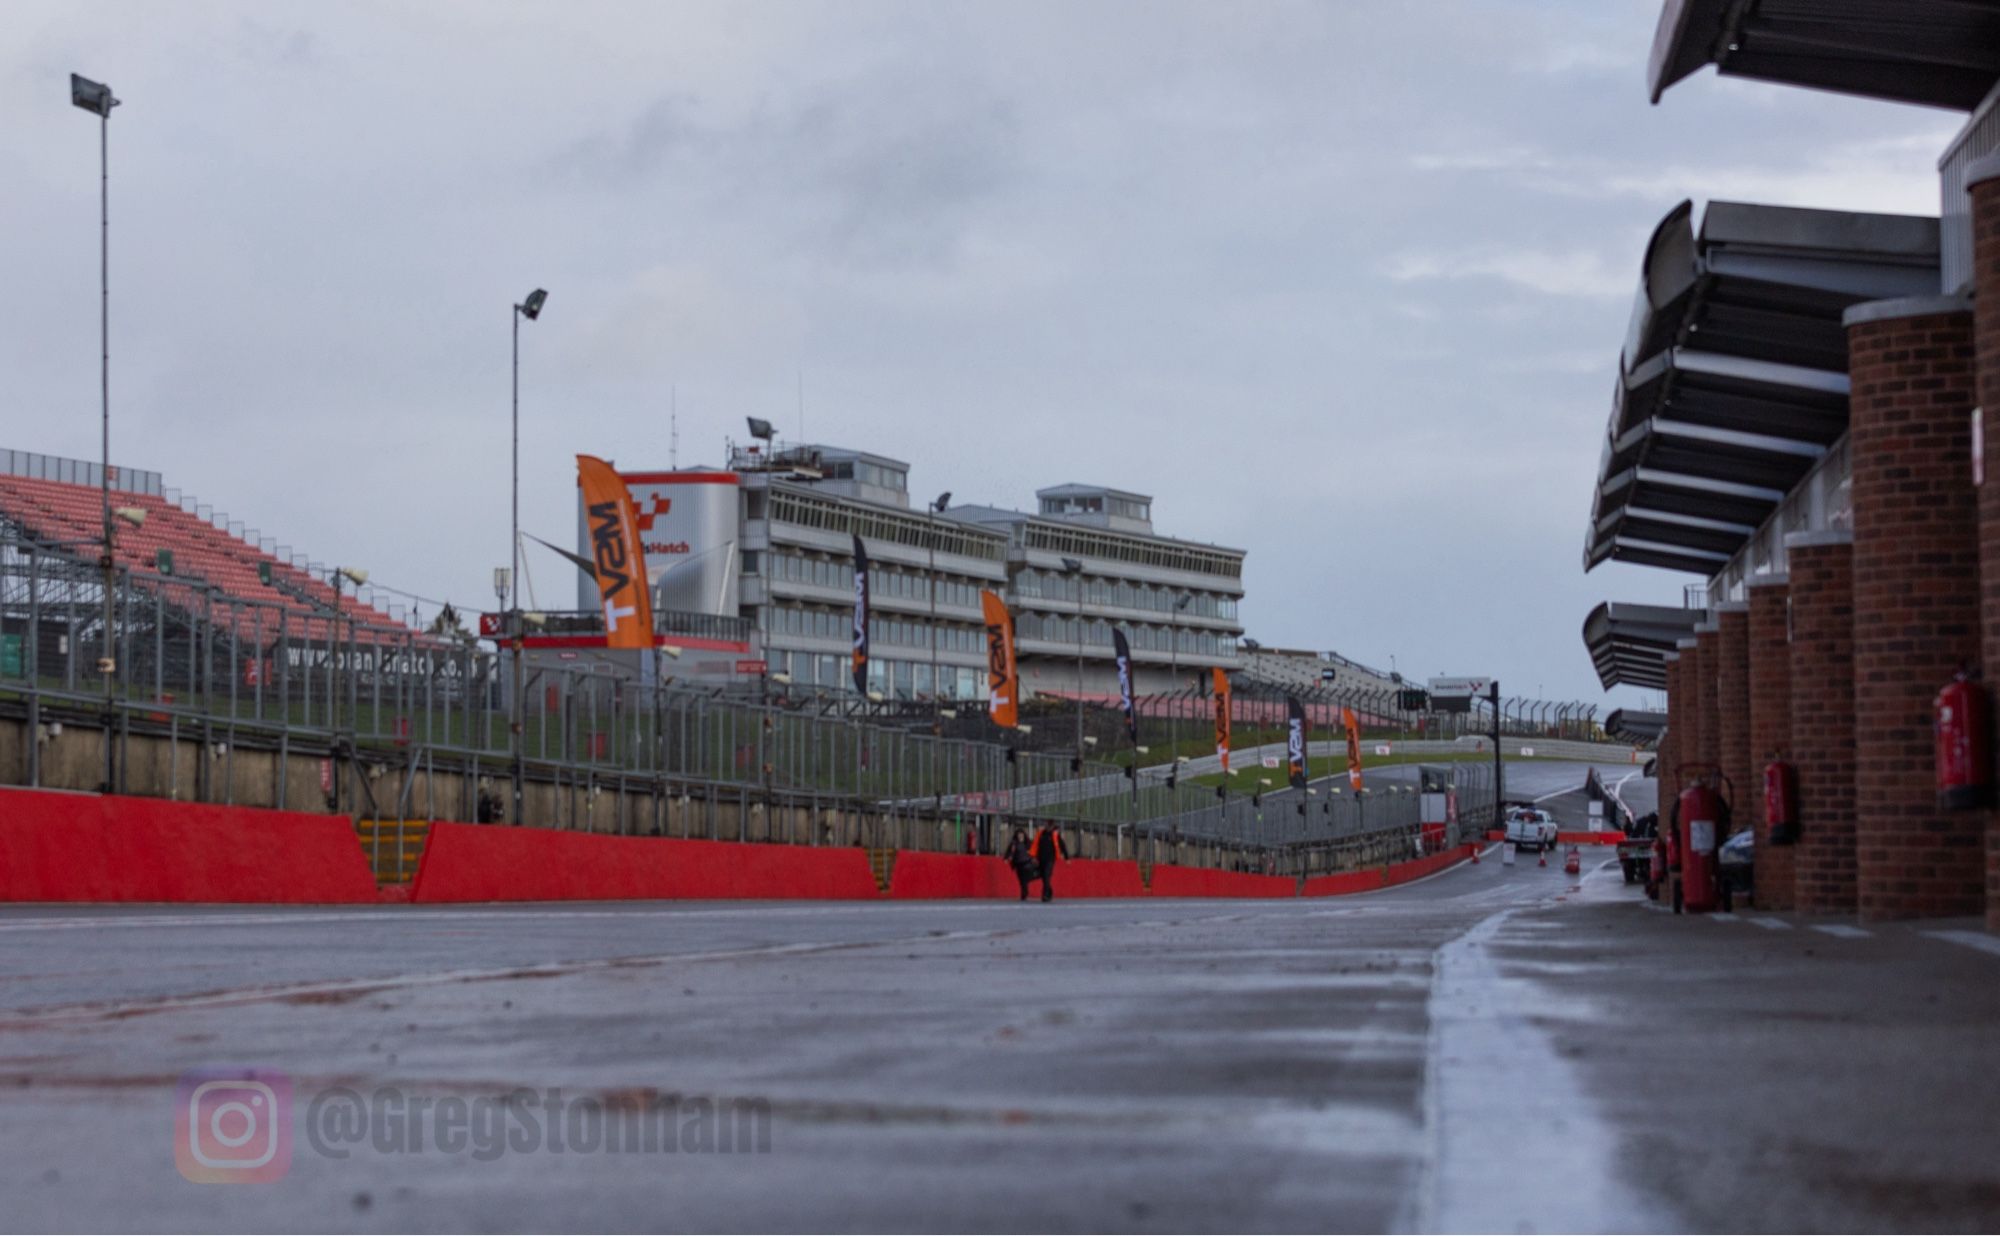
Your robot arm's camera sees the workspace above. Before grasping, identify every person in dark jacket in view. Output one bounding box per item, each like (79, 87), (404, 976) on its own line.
(1033, 823), (1068, 903)
(1002, 827), (1036, 901)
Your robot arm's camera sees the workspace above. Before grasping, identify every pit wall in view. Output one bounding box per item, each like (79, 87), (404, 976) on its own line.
(0, 714), (1270, 868)
(0, 786), (379, 903)
(407, 832), (1472, 903)
(0, 787), (1484, 904)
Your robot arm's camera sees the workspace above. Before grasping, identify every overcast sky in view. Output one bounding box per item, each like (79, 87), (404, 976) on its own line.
(1, 1), (1963, 706)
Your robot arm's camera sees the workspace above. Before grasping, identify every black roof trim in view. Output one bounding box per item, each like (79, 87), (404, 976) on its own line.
(1649, 0), (2000, 111)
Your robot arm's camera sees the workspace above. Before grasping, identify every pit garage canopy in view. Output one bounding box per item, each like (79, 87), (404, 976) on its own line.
(1650, 0), (2000, 110)
(1583, 200), (1937, 576)
(1604, 709), (1668, 744)
(1583, 601), (1704, 692)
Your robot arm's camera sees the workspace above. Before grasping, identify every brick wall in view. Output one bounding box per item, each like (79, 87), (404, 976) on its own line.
(1747, 577), (1793, 910)
(1695, 626), (1721, 771)
(1674, 639), (1701, 796)
(1969, 166), (2000, 934)
(1847, 301), (1984, 921)
(1716, 604), (1752, 840)
(1788, 533), (1856, 915)
(1660, 652), (1681, 801)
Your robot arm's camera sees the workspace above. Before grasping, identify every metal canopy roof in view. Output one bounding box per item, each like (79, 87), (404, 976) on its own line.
(1650, 0), (2000, 110)
(1583, 602), (1706, 691)
(1625, 200), (1939, 371)
(1584, 199), (1938, 575)
(1604, 709), (1668, 743)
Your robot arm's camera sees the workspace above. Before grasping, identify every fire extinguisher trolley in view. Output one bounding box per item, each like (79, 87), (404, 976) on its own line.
(1669, 764), (1733, 915)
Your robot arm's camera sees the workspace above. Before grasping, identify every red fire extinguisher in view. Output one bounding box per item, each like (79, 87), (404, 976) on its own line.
(1763, 756), (1798, 846)
(1934, 670), (1992, 811)
(1672, 765), (1731, 915)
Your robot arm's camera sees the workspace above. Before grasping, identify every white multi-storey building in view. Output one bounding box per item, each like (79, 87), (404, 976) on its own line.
(567, 442), (1246, 701)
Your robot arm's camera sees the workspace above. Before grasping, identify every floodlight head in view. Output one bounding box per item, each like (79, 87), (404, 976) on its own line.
(1061, 556), (1083, 573)
(518, 288), (548, 320)
(337, 566), (368, 586)
(113, 506), (146, 526)
(770, 672), (793, 685)
(1016, 723), (1033, 735)
(746, 417), (776, 441)
(867, 690), (885, 703)
(933, 491), (951, 512)
(70, 74), (117, 117)
(659, 644), (684, 659)
(493, 566), (511, 594)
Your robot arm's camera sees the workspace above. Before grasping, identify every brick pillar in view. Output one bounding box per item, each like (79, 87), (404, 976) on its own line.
(1660, 652), (1681, 796)
(1965, 156), (2000, 933)
(1747, 576), (1794, 910)
(1788, 532), (1856, 915)
(1673, 637), (1701, 794)
(1694, 624), (1721, 771)
(1715, 603), (1752, 839)
(1847, 297), (1983, 921)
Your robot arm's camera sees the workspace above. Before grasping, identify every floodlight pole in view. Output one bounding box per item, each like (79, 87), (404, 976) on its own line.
(1489, 679), (1504, 830)
(73, 76), (121, 795)
(511, 304), (522, 822)
(1168, 592), (1189, 759)
(927, 499), (941, 735)
(510, 301), (526, 824)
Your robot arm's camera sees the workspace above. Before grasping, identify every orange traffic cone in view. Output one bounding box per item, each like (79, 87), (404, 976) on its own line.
(1538, 849), (1547, 867)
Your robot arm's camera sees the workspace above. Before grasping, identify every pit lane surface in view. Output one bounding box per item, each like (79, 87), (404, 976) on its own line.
(2, 762), (1658, 1233)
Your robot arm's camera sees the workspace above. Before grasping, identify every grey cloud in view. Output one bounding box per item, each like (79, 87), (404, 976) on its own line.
(547, 76), (1019, 268)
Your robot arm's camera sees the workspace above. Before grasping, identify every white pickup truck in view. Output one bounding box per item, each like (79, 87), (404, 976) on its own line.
(1503, 806), (1558, 852)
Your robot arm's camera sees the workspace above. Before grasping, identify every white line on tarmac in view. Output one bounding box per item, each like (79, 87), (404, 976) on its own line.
(1924, 929), (2000, 957)
(1413, 909), (1670, 1233)
(1747, 916), (1792, 930)
(1711, 912), (1740, 922)
(1812, 924), (1871, 939)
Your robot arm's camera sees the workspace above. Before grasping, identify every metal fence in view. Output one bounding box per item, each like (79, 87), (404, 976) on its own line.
(0, 524), (1512, 861)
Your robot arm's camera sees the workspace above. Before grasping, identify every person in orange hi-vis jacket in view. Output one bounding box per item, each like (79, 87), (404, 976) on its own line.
(1032, 822), (1068, 903)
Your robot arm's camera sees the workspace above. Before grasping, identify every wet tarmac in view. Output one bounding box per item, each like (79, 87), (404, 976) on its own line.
(19, 763), (1996, 1233)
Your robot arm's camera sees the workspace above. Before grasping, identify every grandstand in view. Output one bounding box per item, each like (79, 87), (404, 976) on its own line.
(1238, 645), (1402, 698)
(0, 450), (413, 643)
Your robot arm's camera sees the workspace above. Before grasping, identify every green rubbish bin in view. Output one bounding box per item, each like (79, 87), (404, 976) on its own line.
(0, 633), (22, 678)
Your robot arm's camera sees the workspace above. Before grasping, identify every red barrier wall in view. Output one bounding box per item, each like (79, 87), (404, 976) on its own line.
(1302, 845), (1477, 897)
(0, 787), (379, 903)
(1557, 832), (1623, 846)
(889, 852), (1017, 899)
(1384, 848), (1468, 886)
(1302, 870), (1386, 897)
(1148, 866), (1296, 898)
(1049, 858), (1146, 898)
(410, 824), (881, 903)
